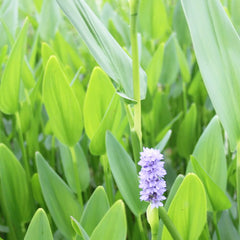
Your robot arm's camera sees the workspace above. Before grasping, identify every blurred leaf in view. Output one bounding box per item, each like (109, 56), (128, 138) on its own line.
(188, 116), (227, 191)
(56, 0), (147, 100)
(173, 0), (191, 47)
(31, 173), (45, 206)
(38, 0), (60, 41)
(43, 56), (83, 146)
(190, 156), (231, 211)
(0, 18), (29, 114)
(146, 43), (164, 95)
(181, 0), (240, 150)
(36, 152), (82, 238)
(162, 173), (207, 240)
(139, 0), (170, 39)
(84, 67), (121, 155)
(106, 132), (147, 216)
(213, 211), (240, 240)
(24, 209), (53, 240)
(22, 58), (35, 89)
(80, 186), (110, 236)
(90, 200), (127, 240)
(59, 142), (90, 192)
(159, 34), (179, 85)
(177, 104), (197, 158)
(41, 42), (56, 69)
(0, 0), (18, 47)
(0, 144), (32, 240)
(155, 130), (172, 152)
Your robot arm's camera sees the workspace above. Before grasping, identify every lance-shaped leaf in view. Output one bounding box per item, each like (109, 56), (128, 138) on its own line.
(36, 152), (82, 238)
(181, 0), (240, 150)
(24, 209), (53, 240)
(106, 132), (147, 216)
(0, 144), (32, 240)
(56, 0), (147, 100)
(162, 173), (207, 240)
(43, 56), (83, 146)
(0, 18), (28, 114)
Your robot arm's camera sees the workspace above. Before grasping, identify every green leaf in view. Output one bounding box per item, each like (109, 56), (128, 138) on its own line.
(0, 144), (32, 240)
(41, 42), (56, 69)
(90, 200), (127, 240)
(0, 18), (29, 114)
(190, 156), (231, 211)
(139, 0), (170, 39)
(146, 43), (164, 95)
(106, 132), (147, 216)
(177, 104), (197, 158)
(71, 217), (90, 240)
(162, 173), (207, 240)
(43, 56), (83, 146)
(36, 152), (82, 238)
(181, 0), (240, 150)
(188, 116), (227, 191)
(84, 67), (122, 155)
(155, 130), (172, 152)
(24, 209), (53, 240)
(80, 186), (110, 236)
(59, 142), (90, 192)
(56, 0), (147, 100)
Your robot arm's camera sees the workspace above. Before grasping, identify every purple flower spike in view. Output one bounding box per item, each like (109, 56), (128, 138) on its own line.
(138, 147), (167, 208)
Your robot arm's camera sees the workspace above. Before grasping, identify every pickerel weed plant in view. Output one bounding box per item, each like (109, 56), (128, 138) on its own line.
(0, 0), (239, 239)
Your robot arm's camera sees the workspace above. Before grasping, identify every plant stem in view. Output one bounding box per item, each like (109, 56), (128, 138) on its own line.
(137, 215), (146, 240)
(237, 141), (240, 232)
(15, 112), (30, 179)
(130, 0), (142, 148)
(69, 146), (83, 207)
(158, 207), (183, 240)
(50, 135), (56, 169)
(213, 212), (221, 240)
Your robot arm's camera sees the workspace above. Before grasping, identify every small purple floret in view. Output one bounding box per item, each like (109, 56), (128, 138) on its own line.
(138, 147), (166, 208)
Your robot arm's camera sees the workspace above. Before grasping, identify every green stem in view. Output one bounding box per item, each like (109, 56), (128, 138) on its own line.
(147, 205), (159, 240)
(158, 207), (183, 240)
(102, 155), (114, 205)
(70, 146), (83, 207)
(50, 135), (56, 169)
(130, 0), (142, 147)
(15, 112), (30, 179)
(137, 215), (146, 240)
(237, 141), (240, 232)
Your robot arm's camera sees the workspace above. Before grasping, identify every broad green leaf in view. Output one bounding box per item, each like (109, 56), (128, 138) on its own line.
(162, 173), (207, 240)
(230, 0), (240, 34)
(24, 209), (53, 240)
(106, 132), (147, 216)
(84, 67), (122, 155)
(41, 42), (56, 69)
(59, 142), (90, 192)
(181, 0), (240, 150)
(0, 144), (32, 240)
(43, 56), (83, 146)
(139, 0), (170, 39)
(31, 173), (45, 207)
(38, 0), (60, 41)
(188, 116), (227, 191)
(191, 156), (231, 211)
(0, 18), (28, 114)
(22, 58), (35, 89)
(80, 186), (110, 236)
(36, 152), (82, 238)
(90, 200), (127, 240)
(158, 175), (184, 239)
(177, 104), (197, 158)
(56, 0), (147, 100)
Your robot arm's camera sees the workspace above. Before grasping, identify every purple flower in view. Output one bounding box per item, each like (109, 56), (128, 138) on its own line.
(138, 147), (167, 208)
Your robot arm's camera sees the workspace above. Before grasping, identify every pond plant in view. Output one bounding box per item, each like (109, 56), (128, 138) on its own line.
(0, 0), (239, 239)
